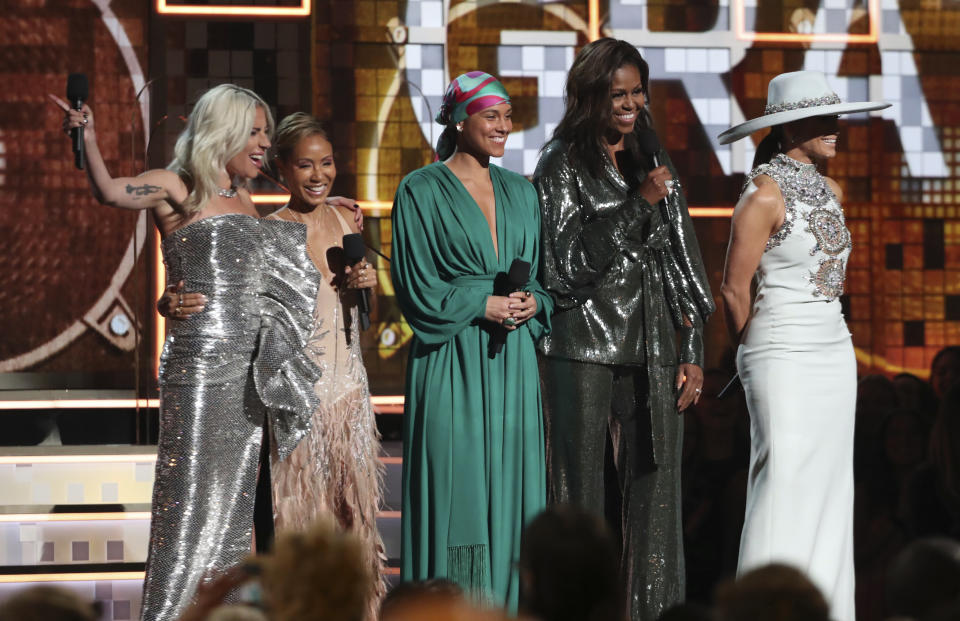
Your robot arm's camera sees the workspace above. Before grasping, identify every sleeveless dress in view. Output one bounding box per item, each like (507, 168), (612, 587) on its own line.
(269, 206), (385, 617)
(736, 154), (856, 621)
(143, 214), (321, 621)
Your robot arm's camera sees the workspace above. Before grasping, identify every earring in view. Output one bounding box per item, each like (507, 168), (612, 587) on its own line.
(456, 124), (463, 132)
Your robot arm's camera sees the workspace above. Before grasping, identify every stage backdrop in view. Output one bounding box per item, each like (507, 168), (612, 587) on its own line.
(1, 0), (958, 394)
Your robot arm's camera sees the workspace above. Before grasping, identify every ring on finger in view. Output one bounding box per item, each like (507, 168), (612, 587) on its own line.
(694, 387), (702, 394)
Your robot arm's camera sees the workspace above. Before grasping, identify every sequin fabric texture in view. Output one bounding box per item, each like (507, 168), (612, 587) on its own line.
(534, 139), (714, 621)
(143, 214), (321, 621)
(746, 154), (852, 300)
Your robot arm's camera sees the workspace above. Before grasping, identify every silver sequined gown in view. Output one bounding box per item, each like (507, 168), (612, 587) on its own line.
(142, 214), (321, 621)
(736, 154), (856, 621)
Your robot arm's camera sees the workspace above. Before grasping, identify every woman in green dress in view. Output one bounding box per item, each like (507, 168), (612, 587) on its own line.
(390, 71), (553, 610)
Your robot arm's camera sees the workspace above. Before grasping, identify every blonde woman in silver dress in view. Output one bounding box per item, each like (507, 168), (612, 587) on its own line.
(163, 113), (385, 617)
(54, 84), (323, 621)
(718, 71), (888, 621)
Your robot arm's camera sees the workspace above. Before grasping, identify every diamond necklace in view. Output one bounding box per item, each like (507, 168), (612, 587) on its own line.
(217, 186), (238, 198)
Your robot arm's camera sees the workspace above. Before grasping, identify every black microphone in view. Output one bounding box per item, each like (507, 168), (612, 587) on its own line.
(342, 233), (371, 330)
(636, 128), (669, 219)
(66, 73), (89, 170)
(489, 259), (531, 357)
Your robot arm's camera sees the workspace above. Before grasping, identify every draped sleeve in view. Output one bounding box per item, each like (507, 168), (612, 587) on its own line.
(254, 219), (324, 461)
(658, 149), (715, 367)
(390, 173), (490, 345)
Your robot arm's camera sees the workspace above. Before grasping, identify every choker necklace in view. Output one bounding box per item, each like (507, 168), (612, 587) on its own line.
(217, 186), (238, 198)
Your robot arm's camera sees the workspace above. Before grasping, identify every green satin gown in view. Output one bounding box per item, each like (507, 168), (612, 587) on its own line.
(391, 162), (552, 611)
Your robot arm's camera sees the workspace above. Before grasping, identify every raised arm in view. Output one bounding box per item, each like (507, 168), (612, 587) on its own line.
(50, 94), (183, 211)
(720, 177), (783, 346)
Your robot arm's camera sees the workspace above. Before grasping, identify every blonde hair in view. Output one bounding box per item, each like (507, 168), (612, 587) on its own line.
(259, 517), (372, 621)
(269, 112), (330, 182)
(168, 83), (274, 214)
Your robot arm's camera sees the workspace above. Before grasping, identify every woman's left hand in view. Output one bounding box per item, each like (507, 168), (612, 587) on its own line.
(327, 196), (363, 231)
(344, 261), (377, 291)
(676, 363), (704, 411)
(506, 291), (537, 328)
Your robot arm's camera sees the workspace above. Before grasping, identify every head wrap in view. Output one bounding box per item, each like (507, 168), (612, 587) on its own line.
(435, 71), (511, 159)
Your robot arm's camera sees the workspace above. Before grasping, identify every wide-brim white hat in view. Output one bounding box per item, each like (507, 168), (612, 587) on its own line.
(717, 70), (890, 145)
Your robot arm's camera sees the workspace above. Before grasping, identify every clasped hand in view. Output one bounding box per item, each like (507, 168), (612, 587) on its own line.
(484, 291), (537, 331)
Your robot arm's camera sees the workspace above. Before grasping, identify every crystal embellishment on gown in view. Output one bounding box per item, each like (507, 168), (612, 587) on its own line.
(747, 154), (837, 253)
(745, 154), (852, 301)
(811, 258), (846, 300)
(807, 208), (851, 256)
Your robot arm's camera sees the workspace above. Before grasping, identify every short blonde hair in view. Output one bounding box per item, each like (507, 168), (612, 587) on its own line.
(168, 83), (274, 214)
(259, 518), (372, 621)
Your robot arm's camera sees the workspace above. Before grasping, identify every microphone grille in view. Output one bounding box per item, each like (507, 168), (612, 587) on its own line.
(67, 73), (89, 102)
(635, 127), (660, 157)
(507, 259), (530, 285)
(342, 233), (366, 262)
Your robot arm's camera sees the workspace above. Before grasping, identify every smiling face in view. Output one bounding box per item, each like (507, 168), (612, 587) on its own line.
(459, 102), (512, 158)
(226, 106), (271, 180)
(607, 63), (646, 141)
(276, 133), (336, 210)
(783, 115), (840, 163)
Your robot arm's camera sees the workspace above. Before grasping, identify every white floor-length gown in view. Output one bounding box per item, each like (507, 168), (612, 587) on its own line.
(736, 153), (856, 621)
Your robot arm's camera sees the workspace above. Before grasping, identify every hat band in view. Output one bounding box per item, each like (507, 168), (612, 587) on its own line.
(764, 93), (841, 115)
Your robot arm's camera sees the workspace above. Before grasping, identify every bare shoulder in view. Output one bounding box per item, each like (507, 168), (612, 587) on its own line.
(741, 174), (783, 212)
(824, 176), (844, 202)
(334, 204), (361, 234)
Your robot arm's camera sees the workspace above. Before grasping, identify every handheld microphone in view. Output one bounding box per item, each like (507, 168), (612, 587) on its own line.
(636, 128), (669, 219)
(342, 233), (371, 331)
(489, 259), (531, 357)
(66, 73), (89, 170)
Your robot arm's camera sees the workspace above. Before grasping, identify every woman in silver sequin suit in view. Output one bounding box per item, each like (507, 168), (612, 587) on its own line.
(54, 85), (323, 621)
(718, 71), (889, 621)
(533, 39), (714, 620)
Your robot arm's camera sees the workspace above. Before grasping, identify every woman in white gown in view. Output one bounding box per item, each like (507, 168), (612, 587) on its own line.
(717, 71), (889, 621)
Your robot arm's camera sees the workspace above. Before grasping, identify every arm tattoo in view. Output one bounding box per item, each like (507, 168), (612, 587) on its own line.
(125, 183), (162, 197)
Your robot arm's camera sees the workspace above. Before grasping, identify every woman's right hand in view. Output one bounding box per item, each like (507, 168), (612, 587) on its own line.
(484, 295), (520, 330)
(638, 165), (674, 205)
(49, 95), (95, 138)
(157, 281), (206, 320)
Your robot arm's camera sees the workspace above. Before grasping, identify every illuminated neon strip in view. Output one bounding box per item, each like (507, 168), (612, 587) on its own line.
(733, 0), (879, 43)
(251, 195), (734, 219)
(378, 510), (401, 519)
(0, 454), (157, 465)
(0, 512), (151, 523)
(155, 0), (310, 17)
(0, 453), (402, 466)
(0, 572), (144, 583)
(154, 227), (164, 380)
(0, 399), (159, 410)
(689, 207), (734, 217)
(588, 0), (601, 41)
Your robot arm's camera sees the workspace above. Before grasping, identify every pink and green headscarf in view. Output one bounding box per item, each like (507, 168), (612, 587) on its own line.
(435, 71), (511, 159)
